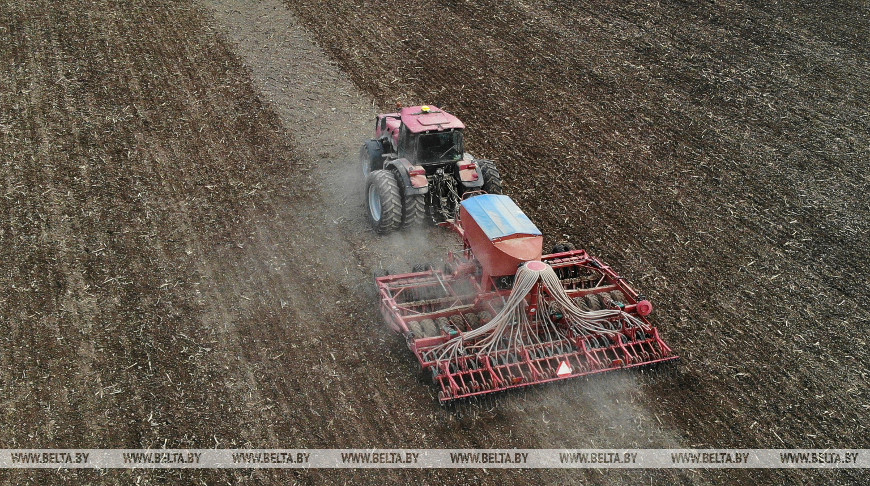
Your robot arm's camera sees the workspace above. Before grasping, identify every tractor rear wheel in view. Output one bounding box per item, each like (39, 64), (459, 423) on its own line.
(401, 186), (426, 228)
(477, 159), (503, 194)
(365, 170), (402, 234)
(361, 140), (384, 176)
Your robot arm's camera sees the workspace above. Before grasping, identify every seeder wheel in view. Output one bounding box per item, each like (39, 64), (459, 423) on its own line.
(573, 296), (590, 311)
(610, 290), (627, 304)
(584, 293), (602, 311)
(412, 263), (432, 273)
(420, 318), (438, 337)
(464, 312), (480, 329)
(407, 320), (424, 338)
(551, 241), (576, 253)
(449, 314), (466, 331)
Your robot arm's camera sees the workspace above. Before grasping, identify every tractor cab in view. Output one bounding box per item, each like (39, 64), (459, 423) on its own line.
(401, 128), (464, 164)
(378, 105), (466, 165)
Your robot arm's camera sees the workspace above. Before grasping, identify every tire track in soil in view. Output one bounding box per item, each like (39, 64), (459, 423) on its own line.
(202, 1), (700, 484)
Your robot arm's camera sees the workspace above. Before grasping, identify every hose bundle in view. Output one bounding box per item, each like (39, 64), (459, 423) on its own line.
(428, 261), (649, 363)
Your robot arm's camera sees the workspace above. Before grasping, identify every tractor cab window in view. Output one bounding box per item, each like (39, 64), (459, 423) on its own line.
(398, 124), (413, 158)
(417, 130), (463, 164)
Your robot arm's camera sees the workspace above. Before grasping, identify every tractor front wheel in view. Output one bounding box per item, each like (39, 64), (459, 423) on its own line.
(365, 170), (402, 234)
(361, 140), (384, 177)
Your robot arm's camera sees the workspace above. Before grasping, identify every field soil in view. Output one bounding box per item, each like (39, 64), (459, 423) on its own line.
(1, 0), (867, 484)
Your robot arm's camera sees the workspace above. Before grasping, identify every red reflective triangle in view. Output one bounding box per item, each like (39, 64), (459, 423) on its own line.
(556, 361), (572, 376)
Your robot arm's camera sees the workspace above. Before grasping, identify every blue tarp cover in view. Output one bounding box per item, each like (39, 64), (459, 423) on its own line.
(461, 194), (541, 240)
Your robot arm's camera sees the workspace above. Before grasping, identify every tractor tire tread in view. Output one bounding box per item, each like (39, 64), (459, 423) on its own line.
(361, 140), (384, 176)
(477, 159), (503, 195)
(402, 189), (426, 228)
(366, 170), (402, 234)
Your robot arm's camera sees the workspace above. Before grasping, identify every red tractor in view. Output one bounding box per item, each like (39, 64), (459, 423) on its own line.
(361, 105), (502, 233)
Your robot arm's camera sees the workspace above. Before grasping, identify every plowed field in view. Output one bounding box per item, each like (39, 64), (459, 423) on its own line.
(1, 0), (867, 484)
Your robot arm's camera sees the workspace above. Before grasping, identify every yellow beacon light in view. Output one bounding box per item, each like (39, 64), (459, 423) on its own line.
(421, 105), (430, 113)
